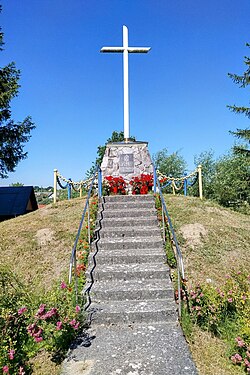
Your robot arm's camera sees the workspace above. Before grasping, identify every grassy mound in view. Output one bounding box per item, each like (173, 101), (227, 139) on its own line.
(0, 195), (249, 374)
(165, 195), (250, 375)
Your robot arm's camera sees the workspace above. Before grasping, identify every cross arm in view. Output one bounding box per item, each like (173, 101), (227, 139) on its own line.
(100, 47), (124, 53)
(128, 47), (151, 53)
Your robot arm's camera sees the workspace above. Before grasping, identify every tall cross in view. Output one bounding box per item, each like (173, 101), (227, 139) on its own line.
(101, 25), (151, 142)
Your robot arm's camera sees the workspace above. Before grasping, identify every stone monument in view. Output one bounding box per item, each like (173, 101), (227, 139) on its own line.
(100, 26), (153, 184)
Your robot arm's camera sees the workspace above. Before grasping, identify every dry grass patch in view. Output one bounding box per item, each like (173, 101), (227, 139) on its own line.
(189, 326), (242, 375)
(0, 197), (86, 292)
(165, 195), (250, 284)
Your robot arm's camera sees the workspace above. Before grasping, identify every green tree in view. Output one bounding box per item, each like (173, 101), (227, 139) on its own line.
(153, 148), (187, 178)
(0, 6), (35, 178)
(190, 150), (216, 199)
(86, 131), (136, 177)
(212, 152), (249, 211)
(228, 43), (250, 157)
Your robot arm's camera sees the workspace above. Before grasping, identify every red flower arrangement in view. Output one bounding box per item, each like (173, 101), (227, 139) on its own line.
(104, 176), (127, 195)
(129, 173), (153, 195)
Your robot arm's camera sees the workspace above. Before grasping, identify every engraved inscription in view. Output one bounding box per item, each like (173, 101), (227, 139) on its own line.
(107, 159), (113, 168)
(119, 154), (134, 173)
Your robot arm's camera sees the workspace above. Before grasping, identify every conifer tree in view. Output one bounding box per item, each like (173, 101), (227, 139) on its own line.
(0, 6), (35, 178)
(228, 43), (250, 157)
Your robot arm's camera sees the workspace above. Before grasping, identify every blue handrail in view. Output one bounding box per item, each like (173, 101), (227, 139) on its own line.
(68, 165), (102, 288)
(153, 165), (185, 316)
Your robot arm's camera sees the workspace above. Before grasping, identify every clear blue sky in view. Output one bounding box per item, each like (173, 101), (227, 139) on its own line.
(1, 0), (249, 186)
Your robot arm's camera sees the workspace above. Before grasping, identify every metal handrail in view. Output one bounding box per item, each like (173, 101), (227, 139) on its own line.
(68, 165), (102, 295)
(153, 165), (185, 316)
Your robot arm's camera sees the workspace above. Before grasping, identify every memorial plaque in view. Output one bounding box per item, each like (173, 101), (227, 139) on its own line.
(119, 154), (134, 173)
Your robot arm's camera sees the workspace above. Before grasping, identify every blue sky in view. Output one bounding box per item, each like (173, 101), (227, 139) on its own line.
(1, 0), (249, 186)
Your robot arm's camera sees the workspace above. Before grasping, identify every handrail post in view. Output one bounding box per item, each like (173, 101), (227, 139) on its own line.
(87, 202), (91, 245)
(162, 204), (166, 242)
(184, 173), (187, 196)
(74, 253), (78, 304)
(53, 169), (58, 204)
(98, 167), (102, 198)
(172, 181), (175, 195)
(198, 165), (203, 200)
(68, 178), (72, 200)
(153, 166), (157, 194)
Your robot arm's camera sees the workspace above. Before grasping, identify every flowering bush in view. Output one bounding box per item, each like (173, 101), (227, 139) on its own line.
(129, 174), (153, 195)
(0, 197), (99, 374)
(185, 270), (250, 372)
(0, 271), (83, 374)
(103, 176), (127, 195)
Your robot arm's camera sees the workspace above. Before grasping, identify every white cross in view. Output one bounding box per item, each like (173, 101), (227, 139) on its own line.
(101, 25), (151, 142)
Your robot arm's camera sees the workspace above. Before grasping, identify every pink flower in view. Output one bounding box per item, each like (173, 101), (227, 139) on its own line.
(231, 353), (242, 364)
(18, 366), (25, 375)
(18, 307), (27, 315)
(73, 322), (80, 330)
(56, 321), (63, 330)
(244, 358), (250, 368)
(69, 319), (76, 326)
(2, 366), (9, 374)
(35, 336), (43, 343)
(228, 298), (233, 303)
(235, 337), (245, 347)
(60, 281), (67, 289)
(69, 319), (80, 330)
(35, 304), (46, 317)
(75, 305), (81, 313)
(8, 349), (15, 360)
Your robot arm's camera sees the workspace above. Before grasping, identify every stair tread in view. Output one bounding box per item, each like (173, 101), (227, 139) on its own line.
(94, 262), (169, 273)
(91, 278), (173, 291)
(98, 236), (162, 244)
(90, 298), (176, 312)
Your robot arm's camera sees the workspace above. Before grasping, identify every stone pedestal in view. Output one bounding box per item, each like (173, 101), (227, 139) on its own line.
(101, 141), (153, 182)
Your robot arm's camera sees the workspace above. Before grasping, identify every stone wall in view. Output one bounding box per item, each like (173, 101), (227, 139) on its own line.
(101, 141), (153, 183)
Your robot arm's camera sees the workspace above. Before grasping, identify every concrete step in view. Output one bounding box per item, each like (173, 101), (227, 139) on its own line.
(101, 216), (158, 228)
(103, 194), (155, 203)
(101, 208), (156, 219)
(89, 299), (177, 324)
(61, 323), (198, 375)
(97, 236), (163, 250)
(103, 201), (154, 210)
(92, 248), (165, 265)
(100, 226), (161, 239)
(89, 262), (169, 281)
(91, 279), (174, 301)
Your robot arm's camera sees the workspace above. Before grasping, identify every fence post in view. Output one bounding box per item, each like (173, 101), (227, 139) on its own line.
(68, 178), (72, 200)
(184, 173), (187, 196)
(53, 169), (58, 204)
(172, 181), (175, 195)
(80, 185), (82, 198)
(153, 166), (157, 194)
(198, 165), (203, 200)
(98, 168), (102, 198)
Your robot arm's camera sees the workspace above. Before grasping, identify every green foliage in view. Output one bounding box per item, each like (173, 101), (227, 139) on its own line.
(212, 152), (250, 212)
(0, 198), (99, 374)
(86, 131), (136, 178)
(153, 148), (187, 178)
(228, 43), (250, 158)
(0, 9), (35, 178)
(186, 270), (250, 372)
(190, 150), (216, 198)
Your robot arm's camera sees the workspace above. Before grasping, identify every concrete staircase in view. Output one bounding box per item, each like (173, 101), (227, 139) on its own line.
(62, 195), (198, 375)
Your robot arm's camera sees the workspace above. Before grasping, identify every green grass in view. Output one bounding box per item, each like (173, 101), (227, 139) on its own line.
(164, 194), (250, 375)
(1, 194), (249, 374)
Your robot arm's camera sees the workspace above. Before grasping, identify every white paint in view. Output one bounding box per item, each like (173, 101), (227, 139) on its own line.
(101, 26), (151, 141)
